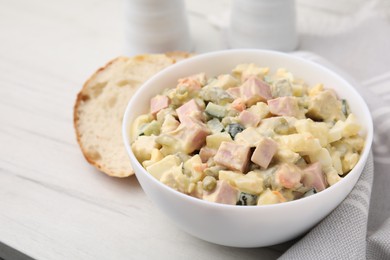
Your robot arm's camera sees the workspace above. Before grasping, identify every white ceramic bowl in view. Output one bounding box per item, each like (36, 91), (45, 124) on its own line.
(122, 50), (373, 247)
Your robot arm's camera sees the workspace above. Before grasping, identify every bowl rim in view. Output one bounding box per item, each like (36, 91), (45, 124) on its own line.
(122, 49), (374, 211)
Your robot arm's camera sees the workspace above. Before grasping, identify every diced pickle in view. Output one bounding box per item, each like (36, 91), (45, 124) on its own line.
(207, 118), (224, 134)
(205, 102), (227, 119)
(237, 192), (258, 206)
(271, 78), (293, 97)
(274, 118), (290, 135)
(142, 120), (160, 136)
(227, 123), (245, 139)
(200, 86), (234, 104)
(303, 188), (317, 198)
(341, 99), (350, 117)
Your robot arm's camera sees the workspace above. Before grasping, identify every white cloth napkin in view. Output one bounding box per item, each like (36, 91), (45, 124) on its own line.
(277, 52), (390, 260)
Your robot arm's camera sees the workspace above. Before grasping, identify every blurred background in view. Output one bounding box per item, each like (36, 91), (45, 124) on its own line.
(1, 0), (389, 85)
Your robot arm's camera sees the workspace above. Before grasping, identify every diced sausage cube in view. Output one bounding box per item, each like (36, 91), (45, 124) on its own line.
(267, 96), (302, 118)
(302, 162), (327, 192)
(171, 117), (210, 154)
(199, 147), (217, 163)
(214, 141), (251, 172)
(274, 163), (302, 189)
(176, 99), (202, 123)
(150, 95), (169, 116)
(238, 110), (261, 128)
(240, 76), (272, 106)
(251, 137), (278, 168)
(203, 180), (239, 205)
(226, 87), (241, 99)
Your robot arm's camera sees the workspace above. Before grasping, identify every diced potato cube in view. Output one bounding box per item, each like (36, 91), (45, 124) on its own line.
(330, 150), (343, 175)
(308, 84), (324, 96)
(295, 119), (329, 147)
(278, 133), (322, 154)
(234, 127), (262, 147)
(275, 68), (294, 82)
(328, 120), (344, 143)
(233, 63), (269, 80)
(219, 170), (263, 195)
(343, 114), (361, 137)
(329, 114), (361, 143)
(142, 148), (164, 168)
(219, 170), (243, 184)
(291, 84), (305, 97)
(324, 167), (342, 186)
(343, 136), (365, 152)
(189, 181), (203, 199)
(161, 114), (180, 133)
(208, 74), (239, 89)
(206, 132), (233, 149)
(248, 102), (270, 120)
(155, 134), (182, 156)
(342, 152), (359, 174)
(234, 176), (263, 195)
(132, 135), (159, 162)
(274, 147), (301, 164)
(146, 154), (181, 180)
(160, 164), (192, 194)
(257, 189), (284, 205)
(183, 155), (205, 183)
(309, 148), (333, 169)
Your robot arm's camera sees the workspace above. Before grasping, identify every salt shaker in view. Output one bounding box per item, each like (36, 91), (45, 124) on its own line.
(228, 0), (298, 51)
(124, 0), (192, 55)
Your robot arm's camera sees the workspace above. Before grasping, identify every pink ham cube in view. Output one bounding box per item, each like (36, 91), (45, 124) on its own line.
(238, 110), (261, 128)
(302, 162), (327, 192)
(251, 137), (278, 168)
(176, 99), (203, 123)
(274, 163), (302, 189)
(267, 96), (301, 118)
(214, 141), (251, 172)
(171, 117), (210, 154)
(203, 180), (239, 205)
(240, 76), (272, 106)
(150, 95), (169, 116)
(199, 147), (217, 163)
(226, 87), (241, 99)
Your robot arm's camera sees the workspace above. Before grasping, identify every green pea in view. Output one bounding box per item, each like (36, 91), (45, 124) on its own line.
(202, 176), (217, 191)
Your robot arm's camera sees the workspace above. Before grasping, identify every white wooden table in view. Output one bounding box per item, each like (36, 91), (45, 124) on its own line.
(1, 0), (389, 259)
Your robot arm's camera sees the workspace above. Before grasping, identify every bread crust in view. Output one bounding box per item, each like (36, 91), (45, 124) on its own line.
(165, 51), (193, 62)
(74, 53), (191, 177)
(74, 57), (126, 176)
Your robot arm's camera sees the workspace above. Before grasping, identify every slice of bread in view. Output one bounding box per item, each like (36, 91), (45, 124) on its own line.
(74, 53), (189, 177)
